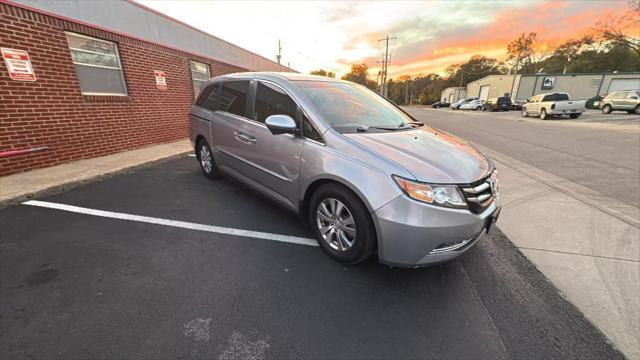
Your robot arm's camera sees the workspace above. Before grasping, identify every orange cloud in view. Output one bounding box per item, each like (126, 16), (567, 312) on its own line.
(378, 1), (636, 77)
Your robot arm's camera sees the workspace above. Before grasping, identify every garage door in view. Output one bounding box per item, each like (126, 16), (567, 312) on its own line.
(479, 85), (490, 101)
(608, 78), (640, 92)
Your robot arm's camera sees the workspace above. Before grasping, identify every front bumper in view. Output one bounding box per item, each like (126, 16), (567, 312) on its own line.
(373, 194), (501, 268)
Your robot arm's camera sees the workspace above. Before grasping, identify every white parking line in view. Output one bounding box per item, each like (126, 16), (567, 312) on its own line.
(22, 200), (319, 247)
(188, 154), (196, 157)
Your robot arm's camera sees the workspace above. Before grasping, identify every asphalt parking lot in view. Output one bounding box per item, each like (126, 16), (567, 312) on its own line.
(0, 156), (625, 359)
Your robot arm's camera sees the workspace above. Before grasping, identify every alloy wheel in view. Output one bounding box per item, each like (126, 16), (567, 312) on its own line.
(200, 145), (213, 174)
(316, 198), (356, 251)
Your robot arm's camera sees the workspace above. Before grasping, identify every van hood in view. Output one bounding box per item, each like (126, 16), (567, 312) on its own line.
(344, 127), (492, 183)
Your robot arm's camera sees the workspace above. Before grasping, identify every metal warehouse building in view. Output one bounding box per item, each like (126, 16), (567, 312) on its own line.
(440, 87), (466, 103)
(465, 73), (640, 101)
(0, 0), (291, 176)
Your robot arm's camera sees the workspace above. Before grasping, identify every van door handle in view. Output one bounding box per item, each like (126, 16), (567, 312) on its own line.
(234, 131), (257, 144)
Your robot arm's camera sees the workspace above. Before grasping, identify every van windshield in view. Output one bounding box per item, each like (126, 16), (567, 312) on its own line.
(295, 81), (415, 132)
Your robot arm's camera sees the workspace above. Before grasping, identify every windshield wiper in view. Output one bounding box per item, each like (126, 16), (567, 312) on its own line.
(357, 125), (404, 132)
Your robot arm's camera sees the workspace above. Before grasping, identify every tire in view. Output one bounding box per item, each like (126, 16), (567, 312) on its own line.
(197, 138), (222, 180)
(540, 108), (548, 120)
(475, 106), (482, 111)
(632, 105), (639, 114)
(309, 183), (376, 264)
(602, 104), (612, 114)
(521, 108), (528, 117)
(569, 113), (580, 119)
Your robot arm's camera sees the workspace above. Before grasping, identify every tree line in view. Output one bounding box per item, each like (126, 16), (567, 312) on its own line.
(309, 1), (639, 105)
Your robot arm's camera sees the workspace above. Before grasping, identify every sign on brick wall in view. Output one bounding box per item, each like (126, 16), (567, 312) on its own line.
(2, 48), (37, 81)
(154, 70), (167, 90)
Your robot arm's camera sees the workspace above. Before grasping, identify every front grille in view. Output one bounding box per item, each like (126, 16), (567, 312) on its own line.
(461, 171), (497, 214)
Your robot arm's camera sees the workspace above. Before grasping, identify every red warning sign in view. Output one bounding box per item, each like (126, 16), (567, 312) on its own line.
(154, 70), (167, 90)
(2, 48), (37, 81)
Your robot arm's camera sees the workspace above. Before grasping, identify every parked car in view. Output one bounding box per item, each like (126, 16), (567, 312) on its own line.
(450, 97), (477, 109)
(521, 92), (586, 120)
(585, 95), (604, 109)
(190, 73), (500, 268)
(599, 90), (640, 114)
(511, 99), (526, 110)
(483, 97), (512, 111)
(431, 101), (451, 108)
(459, 99), (485, 110)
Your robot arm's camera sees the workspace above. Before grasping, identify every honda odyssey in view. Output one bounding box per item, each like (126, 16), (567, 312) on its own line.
(189, 72), (500, 267)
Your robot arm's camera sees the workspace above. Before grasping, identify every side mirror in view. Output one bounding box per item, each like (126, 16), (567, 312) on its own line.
(630, 96), (639, 100)
(265, 114), (297, 135)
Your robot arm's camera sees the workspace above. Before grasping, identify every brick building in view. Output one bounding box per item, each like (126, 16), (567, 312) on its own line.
(0, 0), (291, 176)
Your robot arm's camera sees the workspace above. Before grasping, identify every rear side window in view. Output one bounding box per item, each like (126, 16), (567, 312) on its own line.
(497, 97), (511, 104)
(219, 81), (250, 117)
(196, 83), (219, 111)
(543, 93), (570, 101)
(254, 81), (298, 124)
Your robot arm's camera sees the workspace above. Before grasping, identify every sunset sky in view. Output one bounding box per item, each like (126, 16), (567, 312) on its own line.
(137, 0), (637, 78)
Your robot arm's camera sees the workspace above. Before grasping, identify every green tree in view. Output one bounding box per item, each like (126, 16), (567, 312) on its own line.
(595, 0), (640, 56)
(341, 64), (377, 90)
(506, 32), (538, 74)
(310, 69), (336, 78)
(445, 55), (502, 87)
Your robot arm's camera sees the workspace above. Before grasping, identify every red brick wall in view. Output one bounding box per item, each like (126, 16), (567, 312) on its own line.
(0, 2), (247, 176)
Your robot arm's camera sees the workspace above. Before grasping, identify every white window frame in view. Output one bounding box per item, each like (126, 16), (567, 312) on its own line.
(190, 60), (210, 99)
(65, 31), (128, 96)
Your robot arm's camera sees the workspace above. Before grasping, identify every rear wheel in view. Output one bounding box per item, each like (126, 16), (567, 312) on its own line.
(197, 139), (222, 180)
(540, 108), (548, 120)
(309, 183), (376, 264)
(602, 104), (612, 114)
(569, 113), (580, 119)
(632, 105), (639, 114)
(475, 106), (482, 111)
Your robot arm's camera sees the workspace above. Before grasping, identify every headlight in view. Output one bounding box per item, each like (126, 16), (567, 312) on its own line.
(392, 175), (467, 208)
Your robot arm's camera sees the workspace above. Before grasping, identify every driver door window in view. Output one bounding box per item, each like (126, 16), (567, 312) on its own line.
(254, 81), (298, 124)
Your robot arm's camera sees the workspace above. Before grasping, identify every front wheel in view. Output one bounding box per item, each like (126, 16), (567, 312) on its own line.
(602, 104), (612, 114)
(521, 108), (528, 117)
(632, 105), (640, 114)
(569, 113), (580, 119)
(475, 106), (482, 111)
(540, 108), (548, 120)
(309, 184), (376, 264)
(197, 139), (222, 180)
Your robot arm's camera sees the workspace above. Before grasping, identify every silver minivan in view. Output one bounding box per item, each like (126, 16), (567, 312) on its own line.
(190, 72), (500, 267)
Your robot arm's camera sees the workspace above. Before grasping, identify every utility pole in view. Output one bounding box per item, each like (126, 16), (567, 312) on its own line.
(276, 40), (282, 65)
(459, 70), (464, 88)
(378, 35), (396, 97)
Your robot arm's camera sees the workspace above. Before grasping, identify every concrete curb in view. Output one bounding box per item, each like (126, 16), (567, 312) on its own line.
(0, 140), (191, 209)
(0, 151), (189, 209)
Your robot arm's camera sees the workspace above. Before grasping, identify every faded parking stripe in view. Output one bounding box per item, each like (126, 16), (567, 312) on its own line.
(22, 200), (319, 247)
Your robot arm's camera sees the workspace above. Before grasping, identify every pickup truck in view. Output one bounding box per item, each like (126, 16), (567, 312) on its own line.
(521, 92), (586, 120)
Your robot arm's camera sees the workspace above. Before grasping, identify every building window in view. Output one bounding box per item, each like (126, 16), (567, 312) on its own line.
(65, 32), (127, 96)
(190, 61), (210, 98)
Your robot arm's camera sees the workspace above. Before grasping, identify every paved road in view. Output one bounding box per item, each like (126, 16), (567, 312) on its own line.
(405, 108), (640, 208)
(0, 157), (623, 359)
